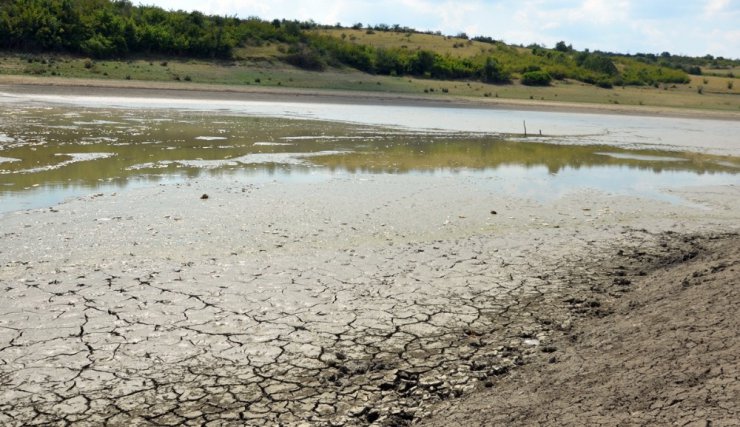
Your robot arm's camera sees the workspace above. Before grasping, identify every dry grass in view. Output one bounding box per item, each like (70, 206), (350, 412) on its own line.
(1, 52), (738, 113)
(702, 66), (739, 77)
(313, 28), (504, 58)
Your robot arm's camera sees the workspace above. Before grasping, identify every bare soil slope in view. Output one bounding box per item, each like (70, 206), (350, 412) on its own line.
(421, 233), (739, 426)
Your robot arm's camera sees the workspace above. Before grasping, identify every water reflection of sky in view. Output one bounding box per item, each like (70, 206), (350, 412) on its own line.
(1, 99), (739, 214)
(3, 163), (737, 213)
(485, 165), (736, 205)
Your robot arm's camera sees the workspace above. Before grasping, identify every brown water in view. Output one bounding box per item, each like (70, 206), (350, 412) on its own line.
(1, 106), (738, 213)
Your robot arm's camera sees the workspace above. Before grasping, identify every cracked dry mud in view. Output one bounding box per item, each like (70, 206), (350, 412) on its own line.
(1, 175), (738, 426)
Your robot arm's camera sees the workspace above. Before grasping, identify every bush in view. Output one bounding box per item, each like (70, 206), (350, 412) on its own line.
(521, 70), (552, 86)
(285, 48), (326, 71)
(544, 66), (567, 80)
(481, 57), (509, 83)
(686, 66), (702, 75)
(581, 55), (618, 75)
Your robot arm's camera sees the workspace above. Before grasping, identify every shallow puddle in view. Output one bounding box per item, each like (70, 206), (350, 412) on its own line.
(0, 106), (738, 213)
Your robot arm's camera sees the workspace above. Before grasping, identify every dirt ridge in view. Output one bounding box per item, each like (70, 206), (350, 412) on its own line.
(421, 232), (740, 427)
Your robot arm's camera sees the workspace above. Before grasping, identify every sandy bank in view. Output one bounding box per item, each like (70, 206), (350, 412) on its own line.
(1, 74), (739, 121)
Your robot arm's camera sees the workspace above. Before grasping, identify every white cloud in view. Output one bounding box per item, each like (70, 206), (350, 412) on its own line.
(704, 0), (731, 15)
(134, 0), (740, 57)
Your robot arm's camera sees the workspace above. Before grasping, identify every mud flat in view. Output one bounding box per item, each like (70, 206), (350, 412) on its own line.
(1, 169), (738, 425)
(1, 87), (739, 425)
(3, 77), (740, 122)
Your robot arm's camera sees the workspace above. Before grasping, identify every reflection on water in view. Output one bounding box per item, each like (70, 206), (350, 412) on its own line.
(0, 107), (738, 213)
(5, 90), (740, 155)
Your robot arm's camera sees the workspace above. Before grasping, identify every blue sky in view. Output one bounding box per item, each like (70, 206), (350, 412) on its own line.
(140, 0), (739, 58)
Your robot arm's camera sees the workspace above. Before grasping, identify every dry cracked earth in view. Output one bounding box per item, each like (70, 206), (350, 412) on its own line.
(0, 177), (738, 426)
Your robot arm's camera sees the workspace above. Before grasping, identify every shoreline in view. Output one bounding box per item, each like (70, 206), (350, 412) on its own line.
(1, 77), (739, 425)
(422, 231), (740, 426)
(2, 74), (739, 121)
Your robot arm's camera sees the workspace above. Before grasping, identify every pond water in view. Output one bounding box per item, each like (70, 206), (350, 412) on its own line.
(4, 89), (740, 155)
(0, 100), (739, 213)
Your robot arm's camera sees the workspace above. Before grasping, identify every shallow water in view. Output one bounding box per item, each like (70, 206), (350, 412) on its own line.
(3, 90), (740, 155)
(0, 105), (738, 213)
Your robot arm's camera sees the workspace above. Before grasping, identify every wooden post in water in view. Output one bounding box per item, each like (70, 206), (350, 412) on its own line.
(523, 120), (527, 137)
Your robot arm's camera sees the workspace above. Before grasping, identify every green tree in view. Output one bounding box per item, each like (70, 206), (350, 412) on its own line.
(410, 50), (435, 76)
(581, 54), (618, 75)
(521, 70), (552, 86)
(481, 57), (508, 83)
(375, 48), (406, 75)
(555, 41), (571, 52)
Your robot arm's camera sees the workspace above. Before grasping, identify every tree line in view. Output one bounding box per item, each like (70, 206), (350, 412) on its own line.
(0, 0), (299, 58)
(3, 0), (725, 87)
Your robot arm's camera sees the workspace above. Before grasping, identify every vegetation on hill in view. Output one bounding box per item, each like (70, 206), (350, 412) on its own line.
(1, 0), (738, 90)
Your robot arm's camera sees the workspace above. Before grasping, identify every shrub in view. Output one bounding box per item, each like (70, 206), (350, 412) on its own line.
(481, 57), (509, 83)
(686, 66), (702, 75)
(555, 41), (572, 52)
(581, 55), (618, 75)
(544, 66), (567, 80)
(284, 46), (326, 71)
(521, 70), (552, 86)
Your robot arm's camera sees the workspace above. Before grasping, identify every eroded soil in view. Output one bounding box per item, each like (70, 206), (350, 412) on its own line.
(0, 176), (738, 426)
(421, 233), (739, 426)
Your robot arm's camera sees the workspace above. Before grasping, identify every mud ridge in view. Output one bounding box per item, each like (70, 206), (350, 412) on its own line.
(421, 232), (739, 426)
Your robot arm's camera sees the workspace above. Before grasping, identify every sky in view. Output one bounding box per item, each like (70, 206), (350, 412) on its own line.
(139, 0), (740, 58)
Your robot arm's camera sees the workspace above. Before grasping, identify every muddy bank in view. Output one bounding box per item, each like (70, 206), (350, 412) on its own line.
(0, 173), (738, 425)
(4, 87), (740, 157)
(421, 232), (739, 426)
(2, 75), (740, 121)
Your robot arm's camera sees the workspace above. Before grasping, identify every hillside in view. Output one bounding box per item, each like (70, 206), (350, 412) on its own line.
(1, 0), (739, 111)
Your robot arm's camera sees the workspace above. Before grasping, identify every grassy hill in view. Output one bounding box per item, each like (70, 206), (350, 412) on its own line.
(0, 0), (738, 111)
